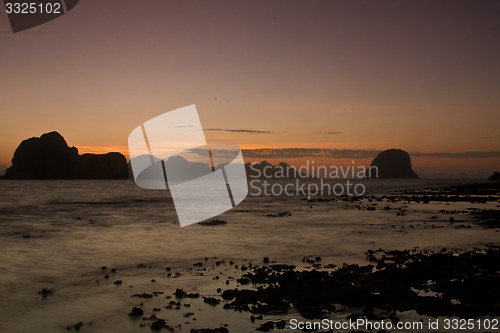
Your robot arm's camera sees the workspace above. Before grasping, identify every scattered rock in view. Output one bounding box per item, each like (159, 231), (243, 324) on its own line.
(265, 211), (291, 217)
(150, 318), (174, 331)
(37, 288), (54, 298)
(131, 293), (153, 298)
(222, 247), (500, 319)
(174, 289), (186, 298)
(203, 297), (220, 306)
(66, 321), (83, 331)
(275, 320), (286, 329)
(190, 328), (228, 333)
(256, 321), (275, 332)
(128, 307), (143, 317)
(199, 219), (227, 226)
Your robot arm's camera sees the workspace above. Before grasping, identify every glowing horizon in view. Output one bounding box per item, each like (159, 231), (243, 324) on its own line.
(2, 137), (498, 179)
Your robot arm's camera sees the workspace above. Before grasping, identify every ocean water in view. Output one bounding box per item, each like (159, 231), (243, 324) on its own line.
(0, 179), (497, 332)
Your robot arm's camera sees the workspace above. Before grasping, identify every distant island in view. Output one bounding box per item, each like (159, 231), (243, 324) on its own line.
(365, 148), (419, 179)
(245, 160), (302, 179)
(2, 131), (128, 179)
(128, 156), (301, 182)
(2, 133), (421, 180)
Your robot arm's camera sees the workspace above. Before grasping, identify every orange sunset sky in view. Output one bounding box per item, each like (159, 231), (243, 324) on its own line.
(0, 0), (499, 178)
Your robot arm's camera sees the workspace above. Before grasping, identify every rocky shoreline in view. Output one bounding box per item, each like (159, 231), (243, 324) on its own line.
(12, 181), (500, 332)
(58, 245), (498, 332)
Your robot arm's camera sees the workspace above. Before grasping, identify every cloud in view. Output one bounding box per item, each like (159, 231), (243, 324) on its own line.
(318, 131), (343, 135)
(77, 145), (128, 154)
(411, 151), (500, 158)
(242, 148), (500, 159)
(205, 128), (273, 134)
(188, 147), (240, 158)
(242, 148), (380, 159)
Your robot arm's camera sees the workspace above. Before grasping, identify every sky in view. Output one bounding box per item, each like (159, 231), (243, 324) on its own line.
(0, 0), (499, 178)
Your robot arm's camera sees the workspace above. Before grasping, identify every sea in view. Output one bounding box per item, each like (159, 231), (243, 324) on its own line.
(0, 179), (498, 332)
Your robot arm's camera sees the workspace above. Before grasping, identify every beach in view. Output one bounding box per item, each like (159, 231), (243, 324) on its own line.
(0, 179), (498, 332)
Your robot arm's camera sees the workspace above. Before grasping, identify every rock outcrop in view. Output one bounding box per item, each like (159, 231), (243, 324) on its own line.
(365, 149), (418, 179)
(245, 161), (304, 179)
(4, 131), (128, 179)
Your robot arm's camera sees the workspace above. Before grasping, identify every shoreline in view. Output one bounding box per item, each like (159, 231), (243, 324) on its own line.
(19, 244), (498, 332)
(0, 180), (498, 332)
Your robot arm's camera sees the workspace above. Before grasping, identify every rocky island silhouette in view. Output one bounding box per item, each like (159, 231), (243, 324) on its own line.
(2, 132), (128, 179)
(365, 148), (419, 179)
(3, 133), (419, 180)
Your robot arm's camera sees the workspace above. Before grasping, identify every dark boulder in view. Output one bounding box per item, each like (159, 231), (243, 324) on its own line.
(4, 131), (128, 179)
(128, 307), (143, 317)
(256, 321), (275, 332)
(199, 219), (227, 226)
(365, 149), (418, 179)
